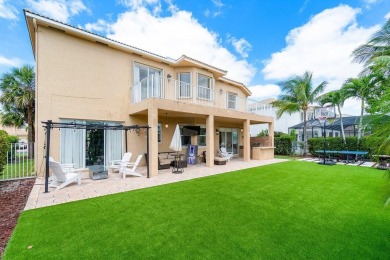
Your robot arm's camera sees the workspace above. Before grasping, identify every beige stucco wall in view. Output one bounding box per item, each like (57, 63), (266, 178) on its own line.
(34, 24), (273, 176)
(0, 125), (28, 141)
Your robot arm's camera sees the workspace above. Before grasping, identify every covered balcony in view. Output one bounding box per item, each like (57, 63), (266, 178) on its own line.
(131, 75), (262, 113)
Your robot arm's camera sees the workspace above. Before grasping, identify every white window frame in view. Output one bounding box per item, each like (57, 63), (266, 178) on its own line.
(227, 92), (238, 110)
(133, 62), (164, 101)
(177, 72), (192, 98)
(197, 73), (213, 101)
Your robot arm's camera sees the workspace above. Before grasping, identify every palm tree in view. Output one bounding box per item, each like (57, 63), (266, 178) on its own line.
(353, 19), (390, 65)
(341, 76), (372, 140)
(0, 65), (35, 143)
(318, 89), (347, 144)
(272, 71), (327, 155)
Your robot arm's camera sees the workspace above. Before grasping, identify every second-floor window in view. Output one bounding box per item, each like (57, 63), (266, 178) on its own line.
(227, 92), (237, 110)
(178, 72), (191, 98)
(134, 63), (163, 101)
(197, 74), (212, 100)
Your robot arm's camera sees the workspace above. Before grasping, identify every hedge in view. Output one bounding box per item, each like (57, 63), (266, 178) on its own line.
(275, 135), (292, 155)
(308, 136), (382, 157)
(0, 130), (10, 173)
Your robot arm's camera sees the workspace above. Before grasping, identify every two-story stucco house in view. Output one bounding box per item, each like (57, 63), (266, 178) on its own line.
(24, 10), (275, 177)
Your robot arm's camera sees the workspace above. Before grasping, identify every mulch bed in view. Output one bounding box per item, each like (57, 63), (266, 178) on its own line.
(0, 178), (35, 257)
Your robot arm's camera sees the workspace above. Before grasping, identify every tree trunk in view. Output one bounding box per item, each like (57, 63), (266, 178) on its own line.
(27, 103), (35, 158)
(358, 99), (364, 140)
(303, 110), (307, 156)
(338, 105), (346, 144)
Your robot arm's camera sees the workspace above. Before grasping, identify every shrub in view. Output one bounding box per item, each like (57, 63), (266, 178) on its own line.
(257, 129), (269, 137)
(275, 135), (292, 155)
(0, 130), (10, 173)
(274, 131), (284, 138)
(308, 136), (382, 157)
(7, 135), (19, 144)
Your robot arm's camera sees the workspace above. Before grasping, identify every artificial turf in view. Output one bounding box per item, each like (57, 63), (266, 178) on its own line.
(4, 161), (390, 259)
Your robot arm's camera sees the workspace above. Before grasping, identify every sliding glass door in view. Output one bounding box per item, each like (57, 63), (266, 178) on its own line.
(219, 128), (239, 155)
(60, 120), (123, 169)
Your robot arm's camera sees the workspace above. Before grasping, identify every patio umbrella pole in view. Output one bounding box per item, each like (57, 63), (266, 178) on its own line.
(44, 120), (52, 193)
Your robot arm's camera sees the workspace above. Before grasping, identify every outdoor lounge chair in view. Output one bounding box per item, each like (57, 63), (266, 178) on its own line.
(49, 160), (83, 190)
(109, 152), (132, 173)
(122, 154), (143, 178)
(219, 147), (233, 161)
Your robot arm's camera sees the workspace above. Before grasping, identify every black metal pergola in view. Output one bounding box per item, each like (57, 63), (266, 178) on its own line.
(42, 120), (150, 193)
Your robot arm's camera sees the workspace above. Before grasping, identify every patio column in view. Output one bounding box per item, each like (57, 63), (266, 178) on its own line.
(148, 107), (158, 176)
(243, 119), (250, 162)
(206, 115), (214, 167)
(269, 120), (274, 147)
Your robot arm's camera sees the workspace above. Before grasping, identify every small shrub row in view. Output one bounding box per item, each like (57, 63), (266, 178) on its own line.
(308, 136), (382, 157)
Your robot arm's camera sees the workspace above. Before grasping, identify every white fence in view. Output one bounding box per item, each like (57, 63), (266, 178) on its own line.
(0, 142), (36, 181)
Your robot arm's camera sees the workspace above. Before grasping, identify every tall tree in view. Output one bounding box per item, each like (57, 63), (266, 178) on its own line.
(0, 65), (35, 143)
(342, 76), (372, 140)
(318, 89), (347, 144)
(272, 71), (327, 155)
(353, 18), (390, 65)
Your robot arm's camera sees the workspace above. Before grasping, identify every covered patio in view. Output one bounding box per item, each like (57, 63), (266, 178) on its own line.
(25, 158), (285, 210)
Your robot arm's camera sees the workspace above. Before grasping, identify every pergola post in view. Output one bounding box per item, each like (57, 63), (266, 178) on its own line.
(44, 120), (52, 193)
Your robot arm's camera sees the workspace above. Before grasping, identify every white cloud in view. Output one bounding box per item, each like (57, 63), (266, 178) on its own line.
(248, 84), (281, 100)
(84, 19), (111, 33)
(228, 36), (252, 58)
(362, 0), (381, 8)
(262, 5), (380, 116)
(0, 55), (21, 67)
(0, 0), (18, 20)
(203, 8), (221, 18)
(263, 5), (377, 84)
(85, 4), (255, 84)
(385, 11), (390, 20)
(27, 0), (89, 23)
(212, 0), (224, 8)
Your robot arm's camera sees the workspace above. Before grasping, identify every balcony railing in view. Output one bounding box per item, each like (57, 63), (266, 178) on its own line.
(131, 75), (266, 113)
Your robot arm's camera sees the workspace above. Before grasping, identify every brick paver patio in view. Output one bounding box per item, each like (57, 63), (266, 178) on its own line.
(25, 158), (286, 210)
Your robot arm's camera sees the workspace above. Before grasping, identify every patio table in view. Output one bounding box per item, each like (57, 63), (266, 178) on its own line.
(88, 165), (108, 180)
(172, 154), (184, 174)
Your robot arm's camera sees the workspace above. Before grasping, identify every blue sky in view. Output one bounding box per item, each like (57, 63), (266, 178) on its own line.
(0, 0), (389, 115)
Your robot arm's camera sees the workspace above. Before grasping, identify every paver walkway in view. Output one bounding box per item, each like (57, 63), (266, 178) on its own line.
(25, 158), (286, 210)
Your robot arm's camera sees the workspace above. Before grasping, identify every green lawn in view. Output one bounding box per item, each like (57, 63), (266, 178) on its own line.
(0, 159), (35, 180)
(4, 161), (390, 259)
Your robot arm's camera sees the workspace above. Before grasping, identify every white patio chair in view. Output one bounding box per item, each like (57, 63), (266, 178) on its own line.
(109, 152), (132, 173)
(122, 154), (143, 178)
(49, 160), (84, 190)
(48, 157), (76, 182)
(219, 147), (233, 161)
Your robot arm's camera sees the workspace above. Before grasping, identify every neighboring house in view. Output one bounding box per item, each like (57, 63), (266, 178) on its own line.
(288, 116), (369, 142)
(0, 124), (28, 142)
(249, 98), (317, 135)
(24, 10), (275, 177)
